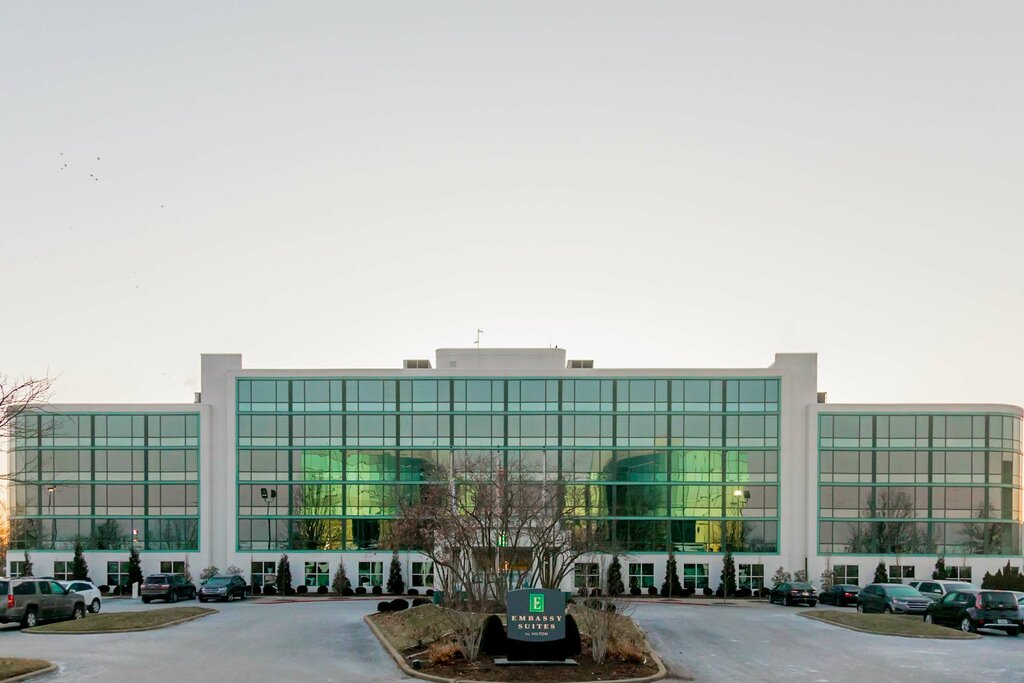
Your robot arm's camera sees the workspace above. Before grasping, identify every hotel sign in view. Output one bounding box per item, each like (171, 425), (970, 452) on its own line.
(506, 588), (566, 642)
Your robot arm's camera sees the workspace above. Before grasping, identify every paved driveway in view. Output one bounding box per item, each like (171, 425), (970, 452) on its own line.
(0, 597), (403, 682)
(634, 601), (1024, 683)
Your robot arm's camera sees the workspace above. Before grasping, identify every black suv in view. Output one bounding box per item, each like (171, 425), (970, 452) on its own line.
(770, 582), (817, 606)
(141, 574), (196, 604)
(199, 575), (250, 602)
(924, 589), (1023, 636)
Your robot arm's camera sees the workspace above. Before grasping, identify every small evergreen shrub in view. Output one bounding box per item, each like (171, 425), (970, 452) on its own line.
(647, 586), (658, 595)
(480, 614), (507, 656)
(630, 586), (641, 596)
(342, 587), (354, 596)
(386, 551), (405, 595)
(590, 588), (602, 597)
(98, 585), (110, 594)
(407, 588), (419, 596)
(412, 597), (430, 606)
(264, 585), (277, 595)
(297, 585), (309, 594)
(736, 587), (752, 598)
(702, 586), (713, 596)
(377, 601), (392, 613)
(355, 586), (367, 595)
(317, 585), (328, 594)
(285, 587), (296, 596)
(372, 585), (383, 595)
(252, 585), (262, 596)
(425, 589), (434, 596)
(389, 598), (409, 611)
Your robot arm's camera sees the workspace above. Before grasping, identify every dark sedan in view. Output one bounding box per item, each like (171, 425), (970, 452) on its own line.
(199, 575), (250, 602)
(769, 582), (817, 607)
(819, 584), (860, 607)
(924, 589), (1022, 636)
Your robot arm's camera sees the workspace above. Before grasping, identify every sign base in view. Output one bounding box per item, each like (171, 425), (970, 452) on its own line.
(493, 658), (577, 666)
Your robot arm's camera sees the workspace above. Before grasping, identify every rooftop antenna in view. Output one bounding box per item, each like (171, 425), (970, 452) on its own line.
(475, 329), (483, 348)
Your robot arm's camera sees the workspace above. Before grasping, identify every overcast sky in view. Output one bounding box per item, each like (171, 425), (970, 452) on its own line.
(1, 1), (1021, 407)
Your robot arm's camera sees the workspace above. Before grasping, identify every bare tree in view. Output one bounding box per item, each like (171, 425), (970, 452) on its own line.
(390, 453), (600, 661)
(1, 375), (53, 443)
(962, 503), (1005, 555)
(570, 589), (635, 665)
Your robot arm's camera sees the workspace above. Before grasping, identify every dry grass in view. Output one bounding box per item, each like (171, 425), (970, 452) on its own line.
(427, 640), (461, 664)
(368, 603), (454, 651)
(0, 657), (52, 680)
(28, 607), (215, 633)
(608, 639), (647, 664)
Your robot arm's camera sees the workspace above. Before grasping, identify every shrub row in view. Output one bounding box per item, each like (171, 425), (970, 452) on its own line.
(377, 598), (410, 613)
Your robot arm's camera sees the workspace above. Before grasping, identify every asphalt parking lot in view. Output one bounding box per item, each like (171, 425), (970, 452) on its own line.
(1, 597), (1022, 682)
(634, 601), (1024, 683)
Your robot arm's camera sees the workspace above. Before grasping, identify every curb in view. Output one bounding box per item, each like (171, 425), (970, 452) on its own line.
(0, 662), (57, 683)
(798, 612), (982, 640)
(24, 609), (217, 635)
(364, 614), (667, 683)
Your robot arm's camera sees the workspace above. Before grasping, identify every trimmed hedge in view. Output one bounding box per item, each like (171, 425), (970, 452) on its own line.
(317, 585), (328, 594)
(355, 586), (367, 595)
(297, 585), (309, 595)
(371, 585), (383, 596)
(342, 587), (354, 596)
(264, 585), (277, 596)
(389, 598), (409, 612)
(647, 586), (658, 595)
(630, 586), (641, 596)
(407, 588), (419, 596)
(412, 597), (430, 606)
(377, 601), (392, 613)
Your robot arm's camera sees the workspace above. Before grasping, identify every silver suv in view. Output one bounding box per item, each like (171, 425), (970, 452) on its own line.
(908, 580), (977, 602)
(0, 578), (87, 628)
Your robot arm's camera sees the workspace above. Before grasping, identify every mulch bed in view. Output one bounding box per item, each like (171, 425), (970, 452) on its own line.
(404, 644), (659, 682)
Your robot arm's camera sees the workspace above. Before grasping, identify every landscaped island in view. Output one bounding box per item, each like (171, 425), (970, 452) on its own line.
(368, 602), (663, 682)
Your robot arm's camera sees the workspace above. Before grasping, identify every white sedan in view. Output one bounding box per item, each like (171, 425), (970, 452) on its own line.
(61, 580), (103, 613)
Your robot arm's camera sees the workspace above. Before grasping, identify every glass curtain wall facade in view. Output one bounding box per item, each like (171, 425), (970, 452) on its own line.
(8, 412), (200, 552)
(236, 377), (781, 554)
(818, 413), (1023, 556)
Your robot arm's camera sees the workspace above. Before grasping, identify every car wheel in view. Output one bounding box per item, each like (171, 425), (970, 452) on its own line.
(924, 614), (934, 624)
(856, 603), (864, 613)
(199, 597), (207, 603)
(808, 601), (816, 607)
(960, 617), (975, 633)
(90, 598), (101, 614)
(21, 608), (39, 629)
(142, 597), (151, 604)
(191, 589), (197, 600)
(883, 605), (892, 614)
(72, 604), (85, 620)
(169, 591), (178, 604)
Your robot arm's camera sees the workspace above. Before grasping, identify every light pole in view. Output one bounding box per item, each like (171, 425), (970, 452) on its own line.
(46, 486), (57, 548)
(260, 488), (277, 552)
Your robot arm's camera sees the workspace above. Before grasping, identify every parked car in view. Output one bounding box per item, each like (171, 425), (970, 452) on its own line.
(199, 575), (250, 602)
(857, 583), (930, 614)
(141, 574), (196, 603)
(924, 589), (1022, 635)
(0, 578), (87, 628)
(60, 580), (103, 614)
(818, 584), (860, 607)
(769, 582), (817, 606)
(907, 580), (977, 602)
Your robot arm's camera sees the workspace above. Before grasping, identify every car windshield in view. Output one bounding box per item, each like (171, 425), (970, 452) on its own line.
(0, 581), (7, 594)
(145, 575), (168, 584)
(790, 583), (812, 589)
(943, 583), (975, 592)
(837, 585), (859, 591)
(981, 592), (1018, 609)
(885, 586), (921, 597)
(206, 578), (231, 586)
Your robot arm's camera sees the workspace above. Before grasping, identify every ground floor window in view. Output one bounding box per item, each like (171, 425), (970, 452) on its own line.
(160, 561), (185, 574)
(947, 566), (971, 581)
(832, 564), (859, 584)
(738, 563), (764, 590)
(358, 561), (383, 588)
(411, 561), (433, 589)
(574, 562), (600, 591)
(10, 561), (27, 578)
(628, 562), (655, 589)
(889, 564), (915, 580)
(106, 561), (130, 587)
(683, 563), (709, 589)
(251, 561), (276, 586)
(304, 561), (330, 587)
(53, 560), (74, 582)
